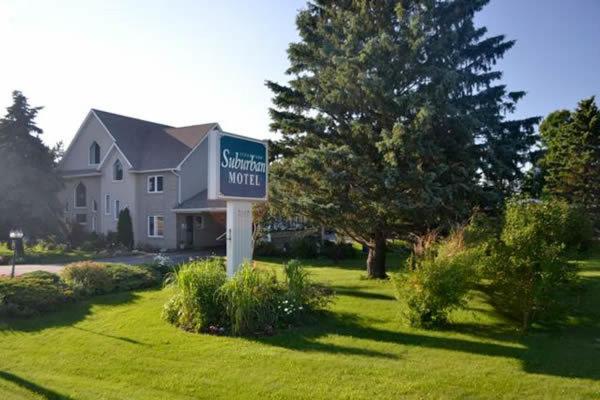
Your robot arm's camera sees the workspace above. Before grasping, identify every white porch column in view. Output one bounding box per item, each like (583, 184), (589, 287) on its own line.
(226, 201), (253, 277)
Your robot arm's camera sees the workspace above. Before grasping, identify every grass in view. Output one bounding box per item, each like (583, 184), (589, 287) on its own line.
(0, 243), (104, 265)
(0, 253), (599, 399)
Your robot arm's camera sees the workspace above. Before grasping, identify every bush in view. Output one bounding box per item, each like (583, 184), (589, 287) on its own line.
(278, 260), (333, 325)
(117, 208), (134, 250)
(61, 261), (159, 297)
(482, 199), (579, 330)
(219, 263), (281, 336)
(393, 230), (478, 328)
(322, 240), (356, 261)
(163, 259), (334, 336)
(61, 261), (113, 296)
(104, 264), (159, 291)
(254, 241), (282, 257)
(162, 258), (227, 332)
(0, 272), (71, 317)
(289, 236), (319, 259)
(562, 204), (594, 252)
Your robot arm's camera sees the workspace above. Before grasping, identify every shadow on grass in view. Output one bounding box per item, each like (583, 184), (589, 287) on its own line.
(257, 260), (600, 381)
(332, 287), (396, 301)
(72, 326), (150, 346)
(0, 291), (140, 333)
(0, 371), (73, 400)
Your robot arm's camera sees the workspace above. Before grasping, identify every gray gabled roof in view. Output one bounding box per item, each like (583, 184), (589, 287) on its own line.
(174, 190), (226, 211)
(92, 109), (217, 170)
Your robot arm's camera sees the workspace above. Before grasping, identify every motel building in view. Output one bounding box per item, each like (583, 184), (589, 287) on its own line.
(58, 109), (267, 275)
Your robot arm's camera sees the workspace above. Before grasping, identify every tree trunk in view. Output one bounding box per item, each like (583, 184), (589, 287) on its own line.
(366, 236), (387, 279)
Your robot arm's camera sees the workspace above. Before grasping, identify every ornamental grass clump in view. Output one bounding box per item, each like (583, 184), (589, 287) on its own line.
(162, 258), (227, 333)
(163, 259), (333, 336)
(218, 263), (281, 336)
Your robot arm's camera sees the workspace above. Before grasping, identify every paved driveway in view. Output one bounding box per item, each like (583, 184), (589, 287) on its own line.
(0, 248), (225, 277)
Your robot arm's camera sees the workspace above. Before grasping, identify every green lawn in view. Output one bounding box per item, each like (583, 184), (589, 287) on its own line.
(1, 253), (599, 399)
(0, 243), (98, 265)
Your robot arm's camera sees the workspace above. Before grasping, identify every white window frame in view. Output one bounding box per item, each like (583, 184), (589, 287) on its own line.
(147, 215), (164, 238)
(89, 141), (101, 166)
(147, 175), (164, 193)
(74, 182), (87, 209)
(195, 215), (205, 229)
(75, 213), (87, 225)
(92, 200), (98, 212)
(105, 194), (111, 215)
(114, 200), (121, 221)
(113, 159), (124, 182)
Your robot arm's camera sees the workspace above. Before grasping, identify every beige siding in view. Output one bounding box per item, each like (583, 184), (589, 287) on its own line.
(60, 176), (102, 232)
(179, 137), (208, 202)
(99, 147), (136, 237)
(61, 114), (114, 171)
(134, 171), (179, 249)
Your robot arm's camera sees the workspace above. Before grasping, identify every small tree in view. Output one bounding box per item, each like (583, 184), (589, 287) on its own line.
(117, 208), (134, 249)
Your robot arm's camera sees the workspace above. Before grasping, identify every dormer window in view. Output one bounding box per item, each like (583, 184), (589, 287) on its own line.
(89, 142), (100, 165)
(113, 159), (123, 181)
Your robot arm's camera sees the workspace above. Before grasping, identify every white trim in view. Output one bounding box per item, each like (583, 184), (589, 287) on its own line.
(131, 168), (176, 174)
(88, 141), (101, 166)
(96, 143), (117, 169)
(58, 111), (97, 168)
(147, 215), (165, 238)
(172, 169), (182, 204)
(176, 125), (220, 170)
(147, 175), (164, 193)
(62, 172), (102, 179)
(114, 199), (121, 221)
(172, 207), (226, 213)
(112, 159), (124, 182)
(105, 194), (111, 215)
(90, 110), (117, 141)
(75, 213), (87, 225)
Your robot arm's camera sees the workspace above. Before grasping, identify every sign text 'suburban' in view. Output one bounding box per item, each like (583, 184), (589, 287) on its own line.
(221, 149), (267, 187)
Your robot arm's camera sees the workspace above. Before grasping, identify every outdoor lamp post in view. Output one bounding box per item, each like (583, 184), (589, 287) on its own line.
(9, 229), (24, 278)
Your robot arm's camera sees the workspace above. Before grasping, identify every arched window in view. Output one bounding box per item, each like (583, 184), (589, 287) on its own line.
(113, 159), (123, 181)
(75, 182), (87, 207)
(89, 142), (101, 165)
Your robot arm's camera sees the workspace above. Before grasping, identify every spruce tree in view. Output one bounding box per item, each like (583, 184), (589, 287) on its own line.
(0, 91), (64, 241)
(540, 97), (600, 216)
(267, 0), (538, 278)
(117, 208), (134, 249)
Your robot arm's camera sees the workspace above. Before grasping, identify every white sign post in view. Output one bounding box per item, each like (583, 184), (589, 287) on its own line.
(207, 131), (268, 277)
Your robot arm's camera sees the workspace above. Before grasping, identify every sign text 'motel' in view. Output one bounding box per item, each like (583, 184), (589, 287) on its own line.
(218, 134), (267, 199)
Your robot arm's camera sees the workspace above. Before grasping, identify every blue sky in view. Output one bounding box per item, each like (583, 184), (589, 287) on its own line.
(1, 0), (598, 146)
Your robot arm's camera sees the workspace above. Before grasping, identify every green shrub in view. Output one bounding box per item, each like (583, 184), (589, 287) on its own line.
(562, 204), (594, 252)
(162, 258), (227, 332)
(393, 254), (476, 328)
(104, 264), (159, 291)
(61, 261), (160, 297)
(483, 199), (579, 330)
(393, 229), (478, 328)
(283, 259), (333, 311)
(0, 272), (71, 317)
(322, 240), (356, 261)
(254, 241), (282, 257)
(61, 261), (113, 296)
(289, 236), (319, 259)
(117, 208), (134, 250)
(219, 263), (281, 336)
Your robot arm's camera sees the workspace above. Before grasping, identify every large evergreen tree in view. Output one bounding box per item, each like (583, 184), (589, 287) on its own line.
(0, 91), (64, 241)
(267, 0), (538, 278)
(539, 97), (600, 216)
